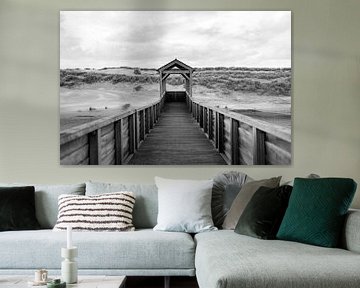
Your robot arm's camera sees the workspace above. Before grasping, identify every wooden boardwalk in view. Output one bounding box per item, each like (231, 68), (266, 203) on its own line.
(128, 102), (226, 165)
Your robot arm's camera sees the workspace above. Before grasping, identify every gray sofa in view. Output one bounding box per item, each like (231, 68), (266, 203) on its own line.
(0, 181), (360, 288)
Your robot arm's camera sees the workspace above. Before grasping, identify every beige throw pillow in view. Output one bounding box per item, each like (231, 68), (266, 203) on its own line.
(222, 176), (281, 230)
(53, 192), (136, 232)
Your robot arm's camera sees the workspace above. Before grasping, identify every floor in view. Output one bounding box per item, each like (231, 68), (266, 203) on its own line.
(126, 276), (199, 288)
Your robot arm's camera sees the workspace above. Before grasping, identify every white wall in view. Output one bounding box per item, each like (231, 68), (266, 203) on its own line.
(0, 0), (359, 207)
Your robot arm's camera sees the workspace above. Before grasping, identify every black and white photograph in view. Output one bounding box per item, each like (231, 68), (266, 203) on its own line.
(60, 11), (292, 165)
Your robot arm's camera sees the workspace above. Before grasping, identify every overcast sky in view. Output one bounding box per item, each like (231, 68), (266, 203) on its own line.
(60, 11), (291, 69)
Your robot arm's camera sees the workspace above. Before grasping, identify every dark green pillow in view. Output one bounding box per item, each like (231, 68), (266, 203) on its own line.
(235, 185), (292, 239)
(0, 186), (41, 231)
(277, 178), (357, 247)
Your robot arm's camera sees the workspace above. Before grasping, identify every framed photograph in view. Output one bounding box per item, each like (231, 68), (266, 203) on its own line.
(60, 11), (291, 165)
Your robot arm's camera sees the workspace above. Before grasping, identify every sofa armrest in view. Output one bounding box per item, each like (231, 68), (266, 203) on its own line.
(342, 209), (360, 253)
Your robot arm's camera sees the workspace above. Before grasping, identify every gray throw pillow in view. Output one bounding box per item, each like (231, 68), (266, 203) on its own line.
(86, 181), (158, 229)
(212, 171), (251, 228)
(153, 177), (217, 233)
(283, 173), (320, 186)
(222, 176), (281, 230)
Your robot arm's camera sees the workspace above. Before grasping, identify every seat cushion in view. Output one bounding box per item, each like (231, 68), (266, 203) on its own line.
(195, 230), (360, 288)
(0, 229), (195, 271)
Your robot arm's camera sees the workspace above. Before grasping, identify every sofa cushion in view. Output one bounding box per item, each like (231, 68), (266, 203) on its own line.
(85, 182), (158, 229)
(154, 177), (216, 233)
(222, 177), (281, 229)
(195, 230), (360, 288)
(0, 229), (195, 271)
(0, 183), (85, 229)
(234, 185), (292, 239)
(342, 209), (360, 253)
(277, 178), (357, 247)
(0, 186), (40, 231)
(212, 171), (250, 228)
(53, 192), (136, 232)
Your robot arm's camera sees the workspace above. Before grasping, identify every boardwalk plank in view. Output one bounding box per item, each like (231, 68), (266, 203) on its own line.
(128, 102), (226, 165)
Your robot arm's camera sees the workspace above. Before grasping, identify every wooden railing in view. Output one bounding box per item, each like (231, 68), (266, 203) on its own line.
(186, 95), (291, 165)
(61, 90), (291, 165)
(60, 96), (166, 165)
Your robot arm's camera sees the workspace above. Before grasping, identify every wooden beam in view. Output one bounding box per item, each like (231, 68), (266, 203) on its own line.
(129, 114), (135, 155)
(163, 74), (171, 81)
(215, 112), (219, 148)
(141, 110), (146, 140)
(218, 113), (225, 153)
(203, 107), (207, 133)
(89, 129), (101, 165)
(145, 108), (150, 134)
(231, 119), (240, 165)
(208, 109), (213, 140)
(150, 106), (154, 129)
(114, 119), (123, 165)
(163, 72), (190, 79)
(253, 127), (266, 165)
(163, 69), (191, 74)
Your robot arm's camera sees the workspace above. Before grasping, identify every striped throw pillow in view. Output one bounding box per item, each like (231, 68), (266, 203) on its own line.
(53, 192), (136, 231)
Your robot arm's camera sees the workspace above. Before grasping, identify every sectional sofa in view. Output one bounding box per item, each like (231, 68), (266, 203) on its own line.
(0, 180), (360, 288)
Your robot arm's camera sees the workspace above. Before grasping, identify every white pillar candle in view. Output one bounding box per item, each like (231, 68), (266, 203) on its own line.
(67, 225), (72, 249)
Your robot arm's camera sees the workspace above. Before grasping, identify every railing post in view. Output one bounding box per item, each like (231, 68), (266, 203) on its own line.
(140, 110), (145, 141)
(129, 114), (135, 154)
(145, 108), (150, 134)
(150, 106), (154, 129)
(231, 119), (240, 165)
(218, 113), (225, 153)
(153, 105), (156, 124)
(197, 104), (200, 123)
(89, 129), (101, 165)
(215, 112), (219, 148)
(208, 109), (213, 140)
(114, 119), (123, 165)
(253, 127), (266, 165)
(134, 111), (139, 150)
(200, 106), (203, 128)
(154, 104), (157, 123)
(203, 107), (208, 134)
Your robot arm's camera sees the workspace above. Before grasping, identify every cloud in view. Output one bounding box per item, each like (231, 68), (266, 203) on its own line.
(60, 11), (291, 69)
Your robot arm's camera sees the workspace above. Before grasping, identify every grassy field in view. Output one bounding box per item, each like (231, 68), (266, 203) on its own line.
(60, 67), (291, 131)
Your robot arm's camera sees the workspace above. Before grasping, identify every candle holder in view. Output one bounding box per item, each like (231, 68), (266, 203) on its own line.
(61, 247), (78, 284)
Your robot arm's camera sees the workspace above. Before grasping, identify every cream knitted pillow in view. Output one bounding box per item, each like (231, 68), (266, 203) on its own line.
(53, 192), (135, 231)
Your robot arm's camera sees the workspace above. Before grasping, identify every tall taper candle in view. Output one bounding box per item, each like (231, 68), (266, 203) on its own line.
(67, 225), (72, 249)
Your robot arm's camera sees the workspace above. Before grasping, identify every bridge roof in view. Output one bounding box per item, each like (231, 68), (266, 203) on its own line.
(157, 59), (194, 73)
